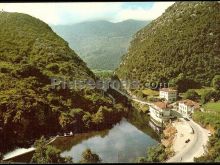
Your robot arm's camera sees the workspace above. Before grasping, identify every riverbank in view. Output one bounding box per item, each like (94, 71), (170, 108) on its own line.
(2, 109), (160, 163)
(161, 123), (176, 158)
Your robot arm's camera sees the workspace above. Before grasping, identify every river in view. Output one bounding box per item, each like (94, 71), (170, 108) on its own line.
(3, 111), (161, 163)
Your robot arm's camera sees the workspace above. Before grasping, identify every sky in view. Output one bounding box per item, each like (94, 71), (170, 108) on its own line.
(0, 2), (175, 25)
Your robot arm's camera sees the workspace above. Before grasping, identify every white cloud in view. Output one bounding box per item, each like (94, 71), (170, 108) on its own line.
(0, 2), (175, 25)
(113, 2), (175, 22)
(0, 2), (122, 25)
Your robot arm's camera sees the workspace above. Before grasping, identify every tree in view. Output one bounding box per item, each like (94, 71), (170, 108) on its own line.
(135, 157), (147, 163)
(92, 110), (104, 125)
(217, 128), (220, 138)
(80, 148), (101, 163)
(201, 90), (218, 104)
(145, 144), (167, 162)
(184, 89), (200, 101)
(212, 75), (220, 91)
(31, 136), (73, 163)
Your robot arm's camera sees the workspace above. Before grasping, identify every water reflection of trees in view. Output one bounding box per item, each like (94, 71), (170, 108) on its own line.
(127, 109), (160, 142)
(53, 109), (161, 153)
(51, 130), (110, 152)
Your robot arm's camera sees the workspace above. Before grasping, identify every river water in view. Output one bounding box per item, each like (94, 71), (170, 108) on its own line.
(3, 111), (161, 163)
(61, 118), (158, 163)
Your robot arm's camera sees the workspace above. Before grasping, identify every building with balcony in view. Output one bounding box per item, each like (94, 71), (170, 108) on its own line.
(149, 102), (173, 123)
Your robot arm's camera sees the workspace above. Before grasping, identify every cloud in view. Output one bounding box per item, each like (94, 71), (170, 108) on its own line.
(0, 2), (175, 25)
(113, 2), (175, 22)
(0, 2), (123, 25)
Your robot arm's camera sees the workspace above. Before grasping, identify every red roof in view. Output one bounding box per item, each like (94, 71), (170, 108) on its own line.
(154, 102), (172, 110)
(179, 99), (200, 109)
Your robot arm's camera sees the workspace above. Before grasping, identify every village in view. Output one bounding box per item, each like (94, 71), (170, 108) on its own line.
(149, 88), (201, 124)
(146, 87), (210, 162)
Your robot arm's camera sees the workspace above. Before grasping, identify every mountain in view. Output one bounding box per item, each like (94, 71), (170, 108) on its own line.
(0, 12), (127, 152)
(116, 2), (220, 91)
(52, 19), (148, 70)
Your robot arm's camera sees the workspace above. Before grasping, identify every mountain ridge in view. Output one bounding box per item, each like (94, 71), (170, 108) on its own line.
(52, 19), (149, 70)
(0, 12), (127, 152)
(116, 2), (220, 91)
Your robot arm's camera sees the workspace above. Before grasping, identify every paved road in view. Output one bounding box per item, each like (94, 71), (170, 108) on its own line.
(132, 98), (152, 106)
(112, 86), (210, 162)
(167, 119), (210, 162)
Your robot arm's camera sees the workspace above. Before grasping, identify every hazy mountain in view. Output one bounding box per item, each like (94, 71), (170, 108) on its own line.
(0, 12), (126, 152)
(116, 2), (220, 91)
(52, 19), (149, 70)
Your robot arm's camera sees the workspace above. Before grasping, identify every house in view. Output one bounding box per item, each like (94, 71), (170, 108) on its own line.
(178, 99), (201, 118)
(159, 88), (177, 102)
(149, 102), (173, 123)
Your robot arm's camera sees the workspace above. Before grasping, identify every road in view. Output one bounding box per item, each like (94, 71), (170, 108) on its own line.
(112, 87), (210, 162)
(167, 119), (210, 162)
(110, 86), (152, 106)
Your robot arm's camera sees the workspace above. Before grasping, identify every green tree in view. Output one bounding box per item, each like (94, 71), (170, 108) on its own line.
(145, 144), (167, 162)
(92, 110), (104, 125)
(135, 157), (147, 163)
(184, 89), (200, 101)
(80, 148), (101, 163)
(212, 75), (220, 91)
(201, 90), (218, 104)
(31, 136), (73, 163)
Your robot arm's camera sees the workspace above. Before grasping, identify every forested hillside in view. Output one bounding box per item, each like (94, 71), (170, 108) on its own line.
(52, 20), (148, 70)
(116, 2), (220, 92)
(0, 12), (127, 153)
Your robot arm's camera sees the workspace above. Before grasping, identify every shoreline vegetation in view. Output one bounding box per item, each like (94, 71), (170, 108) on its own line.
(0, 11), (130, 156)
(192, 102), (220, 162)
(1, 2), (220, 163)
(121, 76), (220, 163)
(136, 123), (176, 163)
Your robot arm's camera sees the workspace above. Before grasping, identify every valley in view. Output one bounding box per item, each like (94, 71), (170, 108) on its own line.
(0, 1), (220, 163)
(52, 20), (148, 70)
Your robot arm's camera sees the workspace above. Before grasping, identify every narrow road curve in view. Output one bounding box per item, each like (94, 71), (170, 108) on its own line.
(167, 119), (210, 162)
(112, 87), (210, 162)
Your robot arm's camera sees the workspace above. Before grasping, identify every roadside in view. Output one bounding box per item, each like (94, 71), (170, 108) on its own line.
(166, 118), (210, 162)
(113, 86), (212, 163)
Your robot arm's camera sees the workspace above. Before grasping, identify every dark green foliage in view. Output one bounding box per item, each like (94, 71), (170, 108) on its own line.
(0, 12), (128, 153)
(201, 90), (218, 104)
(146, 144), (167, 162)
(116, 2), (220, 90)
(135, 157), (146, 163)
(139, 144), (168, 162)
(80, 148), (101, 163)
(184, 89), (200, 101)
(52, 20), (148, 70)
(212, 75), (220, 91)
(31, 136), (73, 163)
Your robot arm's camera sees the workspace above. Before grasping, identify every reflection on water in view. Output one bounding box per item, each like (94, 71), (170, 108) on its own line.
(61, 118), (159, 163)
(4, 110), (161, 163)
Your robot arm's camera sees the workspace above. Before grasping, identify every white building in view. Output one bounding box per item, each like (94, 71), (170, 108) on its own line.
(178, 99), (200, 118)
(159, 88), (177, 102)
(149, 102), (173, 123)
